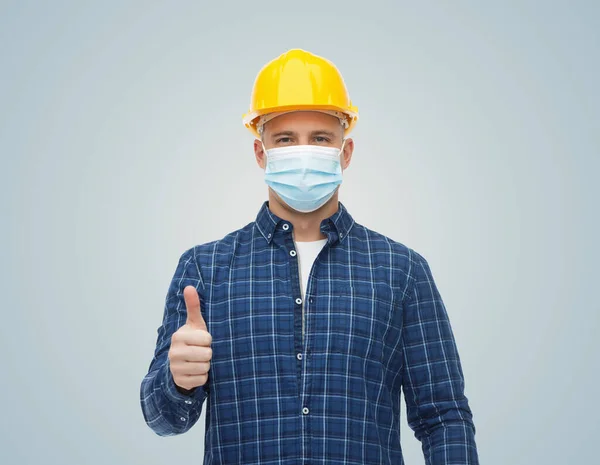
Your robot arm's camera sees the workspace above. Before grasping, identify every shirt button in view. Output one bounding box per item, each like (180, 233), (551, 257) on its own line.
(184, 399), (193, 404)
(267, 233), (271, 238)
(297, 353), (302, 360)
(289, 250), (297, 257)
(295, 297), (302, 305)
(309, 298), (313, 304)
(180, 417), (186, 421)
(302, 407), (309, 415)
(282, 223), (290, 230)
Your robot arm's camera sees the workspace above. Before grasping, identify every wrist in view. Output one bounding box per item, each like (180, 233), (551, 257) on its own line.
(175, 383), (196, 396)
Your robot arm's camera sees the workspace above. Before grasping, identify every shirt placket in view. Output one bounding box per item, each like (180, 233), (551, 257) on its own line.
(277, 223), (307, 464)
(280, 221), (334, 465)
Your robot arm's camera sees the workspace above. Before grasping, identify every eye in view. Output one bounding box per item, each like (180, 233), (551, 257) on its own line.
(314, 136), (331, 143)
(276, 137), (293, 144)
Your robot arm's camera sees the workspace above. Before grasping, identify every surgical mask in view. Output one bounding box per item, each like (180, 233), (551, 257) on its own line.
(263, 141), (345, 213)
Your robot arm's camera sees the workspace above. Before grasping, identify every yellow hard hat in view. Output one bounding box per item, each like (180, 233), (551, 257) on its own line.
(243, 48), (359, 138)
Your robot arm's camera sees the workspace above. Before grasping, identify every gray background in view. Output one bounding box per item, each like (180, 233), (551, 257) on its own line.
(1, 1), (598, 464)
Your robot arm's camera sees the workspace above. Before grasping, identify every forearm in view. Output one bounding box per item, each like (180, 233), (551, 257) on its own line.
(407, 382), (479, 464)
(140, 356), (207, 437)
(422, 419), (479, 465)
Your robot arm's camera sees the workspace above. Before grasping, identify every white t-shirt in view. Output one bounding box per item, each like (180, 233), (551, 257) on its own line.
(294, 238), (328, 336)
(295, 238), (328, 298)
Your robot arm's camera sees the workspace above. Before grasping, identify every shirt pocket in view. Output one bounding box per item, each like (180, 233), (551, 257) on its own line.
(320, 283), (396, 362)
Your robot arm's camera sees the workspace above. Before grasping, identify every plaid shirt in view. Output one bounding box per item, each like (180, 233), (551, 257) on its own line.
(140, 200), (479, 464)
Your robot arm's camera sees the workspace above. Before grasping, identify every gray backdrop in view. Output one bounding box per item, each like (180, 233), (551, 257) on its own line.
(1, 1), (598, 464)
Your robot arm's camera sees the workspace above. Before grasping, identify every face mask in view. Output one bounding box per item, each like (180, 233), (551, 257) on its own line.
(263, 141), (346, 213)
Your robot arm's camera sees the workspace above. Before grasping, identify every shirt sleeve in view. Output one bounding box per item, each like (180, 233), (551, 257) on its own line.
(140, 246), (210, 437)
(401, 249), (479, 464)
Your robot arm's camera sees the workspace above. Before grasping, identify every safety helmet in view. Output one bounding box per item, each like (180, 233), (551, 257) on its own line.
(243, 49), (359, 138)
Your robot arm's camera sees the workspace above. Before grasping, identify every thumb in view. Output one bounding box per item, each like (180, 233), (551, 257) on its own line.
(183, 285), (207, 331)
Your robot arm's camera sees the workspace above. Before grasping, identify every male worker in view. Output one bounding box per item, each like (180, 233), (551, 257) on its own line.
(140, 48), (479, 464)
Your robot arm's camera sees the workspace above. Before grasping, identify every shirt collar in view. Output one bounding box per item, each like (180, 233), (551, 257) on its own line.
(255, 200), (355, 245)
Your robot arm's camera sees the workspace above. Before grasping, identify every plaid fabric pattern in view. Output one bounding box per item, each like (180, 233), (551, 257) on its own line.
(140, 200), (479, 464)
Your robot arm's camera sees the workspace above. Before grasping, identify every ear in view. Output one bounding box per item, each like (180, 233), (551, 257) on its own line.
(254, 138), (266, 169)
(340, 138), (354, 171)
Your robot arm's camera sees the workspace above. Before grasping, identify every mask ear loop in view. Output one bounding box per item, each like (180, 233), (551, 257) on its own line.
(338, 138), (347, 158)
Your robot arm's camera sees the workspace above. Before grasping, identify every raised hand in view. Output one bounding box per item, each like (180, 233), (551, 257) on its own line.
(168, 285), (212, 391)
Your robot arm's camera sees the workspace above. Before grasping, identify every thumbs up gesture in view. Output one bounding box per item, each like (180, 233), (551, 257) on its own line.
(168, 285), (212, 392)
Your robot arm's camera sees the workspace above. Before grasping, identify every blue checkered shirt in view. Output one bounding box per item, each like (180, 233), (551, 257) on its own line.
(140, 200), (479, 464)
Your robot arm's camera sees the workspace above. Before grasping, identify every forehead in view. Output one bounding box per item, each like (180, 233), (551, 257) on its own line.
(264, 111), (342, 134)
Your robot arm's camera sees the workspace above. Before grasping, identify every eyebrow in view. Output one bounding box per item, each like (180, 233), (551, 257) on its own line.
(270, 130), (338, 138)
(271, 131), (296, 138)
(310, 130), (337, 138)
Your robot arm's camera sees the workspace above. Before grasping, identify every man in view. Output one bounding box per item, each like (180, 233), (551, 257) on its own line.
(140, 48), (479, 464)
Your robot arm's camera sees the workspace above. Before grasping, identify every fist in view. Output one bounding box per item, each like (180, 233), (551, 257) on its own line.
(168, 285), (212, 391)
